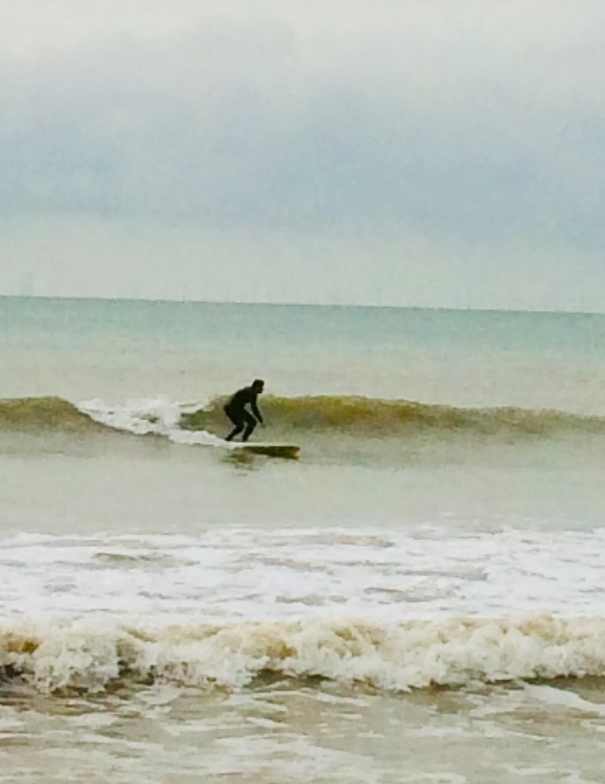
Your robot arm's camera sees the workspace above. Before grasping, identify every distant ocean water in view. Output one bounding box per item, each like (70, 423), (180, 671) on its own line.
(1, 296), (605, 784)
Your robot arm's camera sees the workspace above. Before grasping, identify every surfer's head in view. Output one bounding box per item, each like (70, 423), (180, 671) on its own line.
(252, 379), (265, 393)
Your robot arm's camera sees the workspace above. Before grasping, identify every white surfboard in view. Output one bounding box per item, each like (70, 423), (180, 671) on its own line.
(226, 442), (300, 459)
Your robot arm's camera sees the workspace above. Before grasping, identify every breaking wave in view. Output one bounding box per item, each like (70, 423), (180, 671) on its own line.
(3, 395), (605, 445)
(2, 615), (604, 695)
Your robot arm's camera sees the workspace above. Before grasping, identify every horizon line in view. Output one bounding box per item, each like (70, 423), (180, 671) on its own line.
(0, 293), (603, 317)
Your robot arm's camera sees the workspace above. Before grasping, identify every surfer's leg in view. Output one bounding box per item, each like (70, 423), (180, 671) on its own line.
(225, 407), (245, 441)
(241, 411), (257, 442)
(226, 424), (244, 441)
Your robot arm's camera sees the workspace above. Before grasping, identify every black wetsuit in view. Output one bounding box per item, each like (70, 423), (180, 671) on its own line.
(224, 386), (263, 441)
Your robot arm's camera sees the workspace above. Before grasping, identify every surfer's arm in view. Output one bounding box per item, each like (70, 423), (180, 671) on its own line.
(250, 400), (263, 423)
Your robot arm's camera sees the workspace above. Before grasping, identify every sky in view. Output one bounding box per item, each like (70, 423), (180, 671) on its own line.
(1, 0), (605, 310)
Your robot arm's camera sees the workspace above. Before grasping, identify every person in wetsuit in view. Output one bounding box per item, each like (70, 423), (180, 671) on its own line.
(224, 379), (265, 441)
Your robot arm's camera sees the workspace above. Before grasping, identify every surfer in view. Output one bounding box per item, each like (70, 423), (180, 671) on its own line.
(224, 379), (265, 442)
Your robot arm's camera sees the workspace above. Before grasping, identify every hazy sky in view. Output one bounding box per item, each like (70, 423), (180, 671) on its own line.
(1, 0), (604, 310)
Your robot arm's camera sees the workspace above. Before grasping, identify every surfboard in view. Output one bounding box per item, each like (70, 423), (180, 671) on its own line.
(227, 442), (300, 459)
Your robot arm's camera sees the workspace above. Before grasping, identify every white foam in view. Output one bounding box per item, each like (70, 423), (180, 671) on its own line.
(2, 615), (605, 694)
(2, 527), (605, 693)
(78, 397), (224, 447)
(2, 528), (605, 623)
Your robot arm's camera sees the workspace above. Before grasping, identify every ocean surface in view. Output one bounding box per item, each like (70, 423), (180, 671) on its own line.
(1, 296), (605, 783)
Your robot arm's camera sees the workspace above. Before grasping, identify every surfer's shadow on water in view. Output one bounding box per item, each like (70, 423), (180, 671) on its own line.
(218, 449), (298, 472)
(218, 459), (301, 476)
(217, 442), (301, 471)
(220, 450), (264, 471)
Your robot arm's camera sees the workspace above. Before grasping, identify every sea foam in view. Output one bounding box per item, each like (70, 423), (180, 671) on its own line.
(2, 616), (604, 694)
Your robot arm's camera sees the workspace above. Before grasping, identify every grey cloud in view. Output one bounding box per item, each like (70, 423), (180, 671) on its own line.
(1, 0), (605, 254)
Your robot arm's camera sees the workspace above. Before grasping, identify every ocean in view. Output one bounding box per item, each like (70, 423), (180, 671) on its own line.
(1, 296), (604, 783)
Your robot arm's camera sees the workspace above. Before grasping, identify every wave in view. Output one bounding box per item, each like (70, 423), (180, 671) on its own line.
(0, 396), (109, 434)
(2, 395), (605, 445)
(2, 615), (604, 695)
(180, 395), (605, 440)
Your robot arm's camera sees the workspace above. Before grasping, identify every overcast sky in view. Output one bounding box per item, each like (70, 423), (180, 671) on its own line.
(1, 0), (604, 310)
